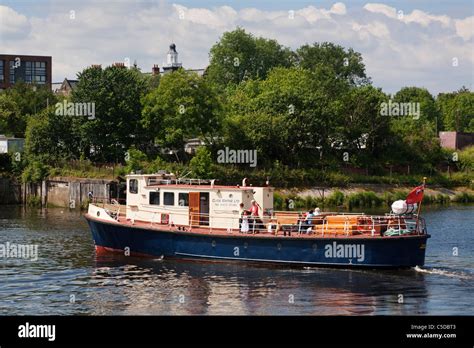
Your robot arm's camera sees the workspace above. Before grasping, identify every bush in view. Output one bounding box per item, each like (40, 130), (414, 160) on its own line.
(457, 145), (474, 172)
(326, 190), (345, 206)
(26, 195), (41, 207)
(22, 160), (50, 183)
(189, 147), (214, 178)
(452, 192), (474, 203)
(345, 191), (383, 209)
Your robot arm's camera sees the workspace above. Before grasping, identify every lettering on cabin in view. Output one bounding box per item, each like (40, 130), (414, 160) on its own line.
(212, 198), (241, 207)
(324, 242), (365, 262)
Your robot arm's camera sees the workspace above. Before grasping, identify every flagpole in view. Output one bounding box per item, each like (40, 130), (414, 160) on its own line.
(415, 177), (427, 232)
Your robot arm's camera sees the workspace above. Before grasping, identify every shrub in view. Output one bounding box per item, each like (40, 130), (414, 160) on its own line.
(326, 190), (345, 206)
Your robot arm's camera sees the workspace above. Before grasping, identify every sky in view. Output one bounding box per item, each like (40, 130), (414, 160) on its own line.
(0, 0), (473, 95)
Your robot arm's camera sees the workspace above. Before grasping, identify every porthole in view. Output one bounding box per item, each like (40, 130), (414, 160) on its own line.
(277, 243), (282, 251)
(97, 211), (100, 217)
(211, 240), (216, 247)
(244, 242), (248, 249)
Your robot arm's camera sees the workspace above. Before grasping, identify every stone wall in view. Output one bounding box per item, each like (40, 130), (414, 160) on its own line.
(0, 176), (119, 208)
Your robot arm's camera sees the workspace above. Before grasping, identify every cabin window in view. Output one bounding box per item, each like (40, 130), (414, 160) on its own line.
(149, 192), (160, 205)
(163, 192), (175, 206)
(129, 179), (138, 194)
(178, 193), (189, 206)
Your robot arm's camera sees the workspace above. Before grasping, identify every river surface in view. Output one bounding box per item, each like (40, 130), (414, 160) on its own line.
(0, 205), (472, 315)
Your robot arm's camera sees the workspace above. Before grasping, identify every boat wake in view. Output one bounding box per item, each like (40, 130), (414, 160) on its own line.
(414, 266), (474, 280)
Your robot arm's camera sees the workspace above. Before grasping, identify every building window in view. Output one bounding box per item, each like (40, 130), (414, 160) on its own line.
(25, 61), (46, 84)
(129, 179), (138, 194)
(163, 192), (175, 206)
(0, 60), (3, 83)
(149, 191), (160, 205)
(9, 61), (16, 84)
(178, 193), (189, 206)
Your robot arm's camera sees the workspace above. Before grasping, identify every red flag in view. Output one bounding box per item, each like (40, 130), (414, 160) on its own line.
(406, 185), (424, 204)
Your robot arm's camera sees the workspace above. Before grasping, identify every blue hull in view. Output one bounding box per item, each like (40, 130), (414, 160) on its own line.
(85, 216), (429, 268)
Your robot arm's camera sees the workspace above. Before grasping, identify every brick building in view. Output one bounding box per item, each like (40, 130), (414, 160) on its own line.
(0, 54), (52, 90)
(439, 131), (474, 150)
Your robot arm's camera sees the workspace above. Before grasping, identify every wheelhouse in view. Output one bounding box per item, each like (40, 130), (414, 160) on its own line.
(125, 173), (274, 230)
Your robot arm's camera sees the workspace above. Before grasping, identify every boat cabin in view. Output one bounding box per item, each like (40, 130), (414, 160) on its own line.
(125, 173), (273, 229)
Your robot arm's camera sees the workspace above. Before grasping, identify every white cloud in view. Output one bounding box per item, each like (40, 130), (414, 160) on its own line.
(455, 16), (474, 41)
(0, 2), (472, 94)
(0, 5), (30, 37)
(364, 3), (397, 19)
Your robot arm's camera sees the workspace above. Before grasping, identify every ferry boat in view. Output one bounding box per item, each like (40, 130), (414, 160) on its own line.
(85, 173), (430, 268)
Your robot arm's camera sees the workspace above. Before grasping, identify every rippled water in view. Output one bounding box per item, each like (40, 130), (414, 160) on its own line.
(0, 205), (472, 315)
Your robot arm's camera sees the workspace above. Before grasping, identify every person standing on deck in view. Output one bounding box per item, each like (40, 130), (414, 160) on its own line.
(250, 200), (263, 232)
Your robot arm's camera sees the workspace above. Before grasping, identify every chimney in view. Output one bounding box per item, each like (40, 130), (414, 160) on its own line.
(152, 64), (160, 75)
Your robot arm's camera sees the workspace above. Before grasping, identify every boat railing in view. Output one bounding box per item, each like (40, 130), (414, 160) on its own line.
(89, 202), (427, 237)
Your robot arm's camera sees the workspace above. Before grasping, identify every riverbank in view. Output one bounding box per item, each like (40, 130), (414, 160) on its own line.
(1, 174), (473, 209)
(275, 184), (474, 210)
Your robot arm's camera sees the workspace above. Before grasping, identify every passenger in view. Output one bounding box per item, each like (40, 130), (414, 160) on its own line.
(239, 203), (249, 233)
(250, 200), (264, 232)
(250, 200), (260, 216)
(240, 209), (250, 233)
(305, 210), (315, 226)
(314, 207), (321, 215)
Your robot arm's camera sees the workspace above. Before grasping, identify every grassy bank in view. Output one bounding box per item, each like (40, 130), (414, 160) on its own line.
(274, 189), (474, 210)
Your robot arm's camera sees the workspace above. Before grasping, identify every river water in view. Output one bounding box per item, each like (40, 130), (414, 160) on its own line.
(0, 205), (472, 315)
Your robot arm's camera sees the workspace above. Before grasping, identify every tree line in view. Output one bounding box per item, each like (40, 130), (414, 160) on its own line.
(0, 28), (473, 184)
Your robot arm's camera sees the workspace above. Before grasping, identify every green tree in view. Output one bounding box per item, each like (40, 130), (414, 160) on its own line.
(437, 87), (474, 132)
(224, 66), (349, 167)
(296, 42), (369, 85)
(142, 69), (221, 152)
(72, 64), (149, 163)
(0, 81), (57, 138)
(206, 27), (294, 89)
(189, 146), (214, 178)
(124, 147), (147, 173)
(24, 106), (77, 165)
(0, 94), (22, 137)
(337, 86), (390, 168)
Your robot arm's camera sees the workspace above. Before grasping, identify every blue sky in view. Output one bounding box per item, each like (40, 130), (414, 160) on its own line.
(1, 0), (473, 94)
(2, 0), (471, 18)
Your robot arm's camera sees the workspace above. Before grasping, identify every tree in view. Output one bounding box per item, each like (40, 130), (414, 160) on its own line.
(24, 106), (77, 165)
(0, 81), (57, 138)
(72, 64), (148, 163)
(189, 146), (214, 178)
(224, 66), (350, 167)
(206, 27), (294, 89)
(0, 94), (22, 137)
(336, 86), (390, 168)
(296, 42), (369, 86)
(142, 69), (221, 152)
(437, 88), (474, 132)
